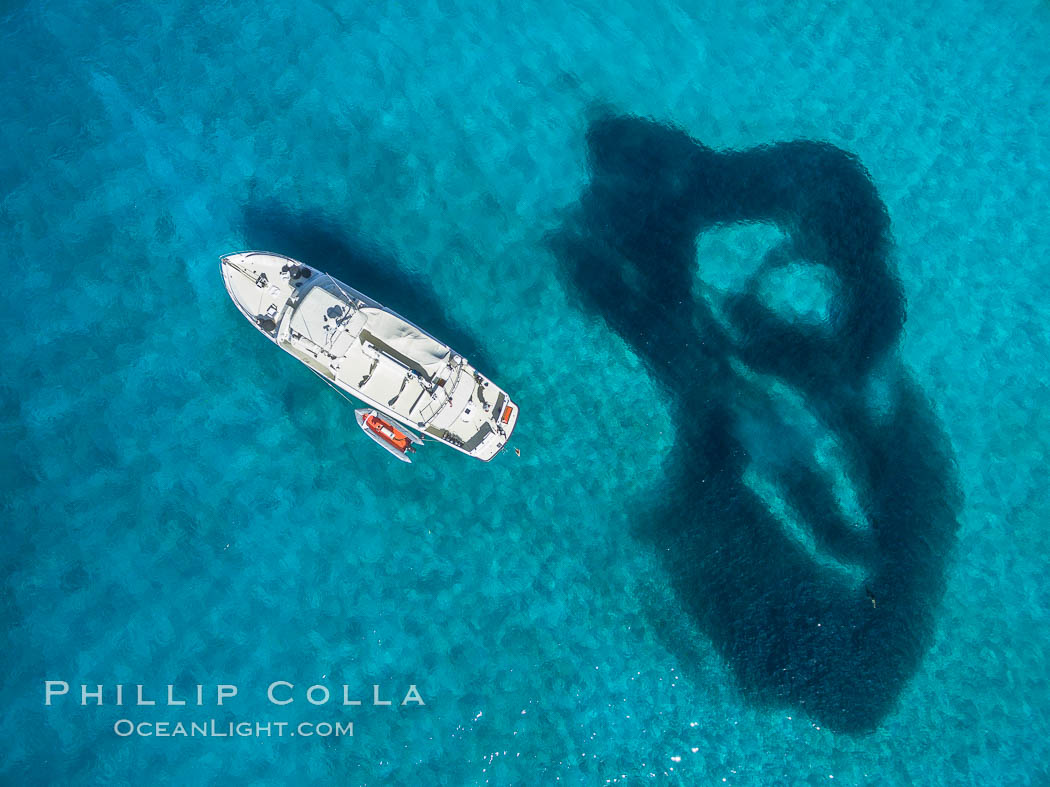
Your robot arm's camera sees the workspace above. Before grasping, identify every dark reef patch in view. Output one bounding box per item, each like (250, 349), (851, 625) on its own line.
(550, 113), (959, 734)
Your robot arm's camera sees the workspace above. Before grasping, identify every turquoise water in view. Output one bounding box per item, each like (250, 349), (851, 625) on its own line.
(3, 0), (1049, 783)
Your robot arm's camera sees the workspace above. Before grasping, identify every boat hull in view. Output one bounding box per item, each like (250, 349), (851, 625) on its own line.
(355, 409), (415, 463)
(220, 251), (519, 461)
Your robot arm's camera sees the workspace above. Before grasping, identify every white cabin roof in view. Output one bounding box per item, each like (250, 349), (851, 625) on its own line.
(289, 284), (365, 357)
(358, 308), (451, 380)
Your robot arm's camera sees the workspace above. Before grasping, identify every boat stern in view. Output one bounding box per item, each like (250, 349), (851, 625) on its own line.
(455, 380), (520, 462)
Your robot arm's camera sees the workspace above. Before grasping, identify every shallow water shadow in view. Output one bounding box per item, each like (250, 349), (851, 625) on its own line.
(240, 200), (498, 378)
(550, 113), (960, 733)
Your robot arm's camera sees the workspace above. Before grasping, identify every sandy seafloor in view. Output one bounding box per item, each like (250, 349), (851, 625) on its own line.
(2, 0), (1049, 784)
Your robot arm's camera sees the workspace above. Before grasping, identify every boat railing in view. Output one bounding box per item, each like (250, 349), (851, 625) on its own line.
(417, 361), (469, 424)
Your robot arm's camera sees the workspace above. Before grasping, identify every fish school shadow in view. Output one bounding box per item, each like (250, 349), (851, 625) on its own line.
(550, 113), (960, 734)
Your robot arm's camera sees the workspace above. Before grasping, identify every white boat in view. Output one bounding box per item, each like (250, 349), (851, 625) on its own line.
(220, 251), (519, 461)
(355, 409), (421, 463)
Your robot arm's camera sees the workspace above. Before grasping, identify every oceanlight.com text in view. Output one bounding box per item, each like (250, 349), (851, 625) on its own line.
(113, 719), (353, 738)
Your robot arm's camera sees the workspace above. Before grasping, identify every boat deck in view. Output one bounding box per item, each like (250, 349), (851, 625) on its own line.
(221, 251), (518, 461)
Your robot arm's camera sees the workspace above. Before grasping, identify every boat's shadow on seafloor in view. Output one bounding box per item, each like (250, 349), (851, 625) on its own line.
(548, 112), (961, 734)
(239, 200), (498, 381)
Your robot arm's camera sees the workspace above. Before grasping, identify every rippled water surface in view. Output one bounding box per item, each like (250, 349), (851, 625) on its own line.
(2, 0), (1049, 783)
